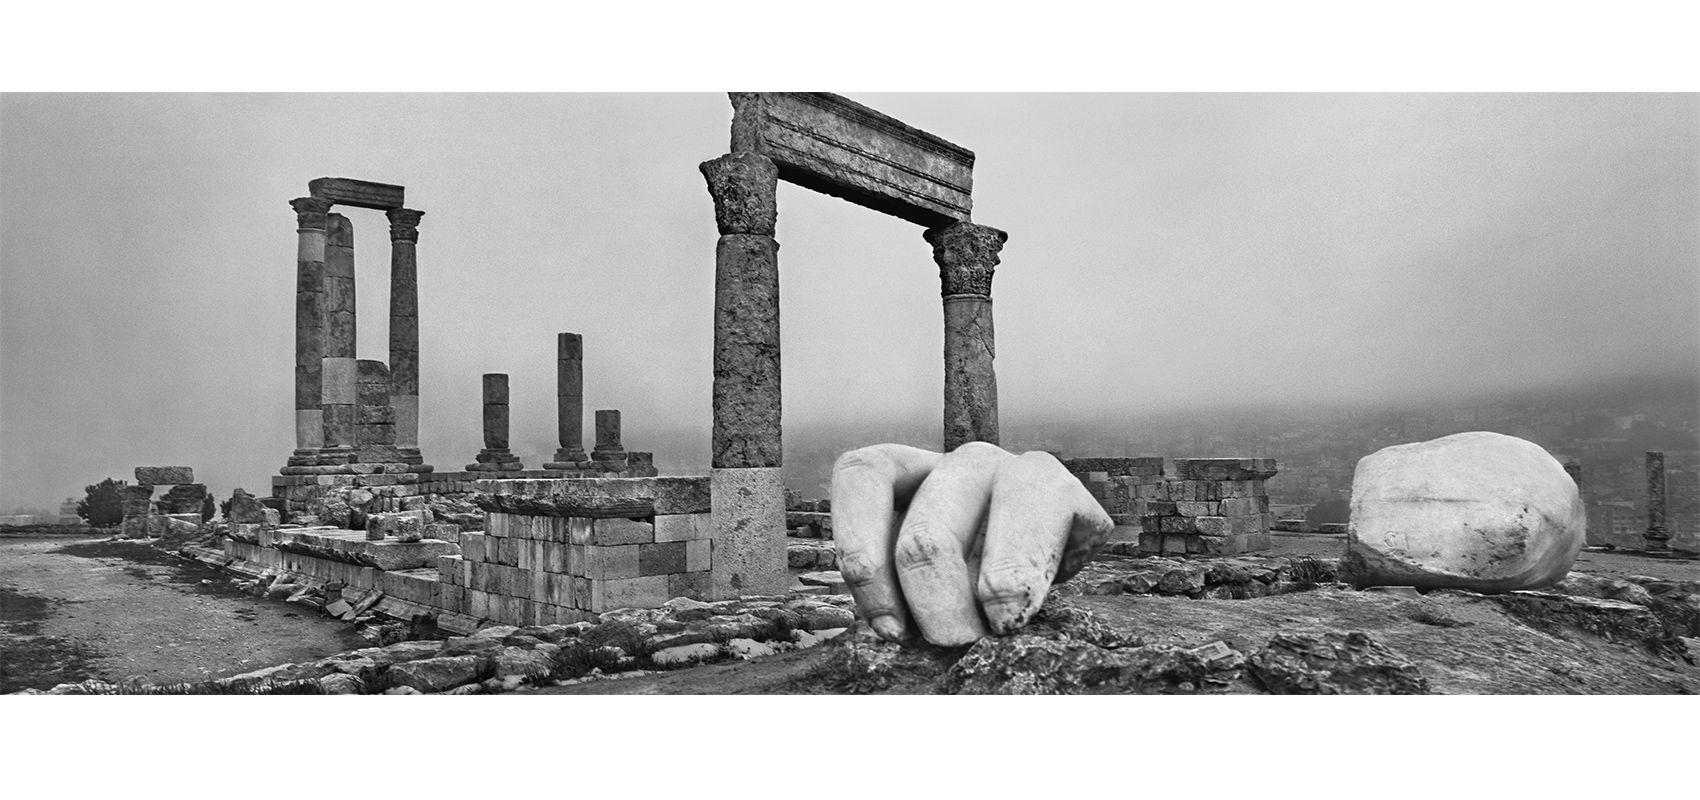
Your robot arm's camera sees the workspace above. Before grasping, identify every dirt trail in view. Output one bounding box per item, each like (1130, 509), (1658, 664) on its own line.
(0, 536), (365, 693)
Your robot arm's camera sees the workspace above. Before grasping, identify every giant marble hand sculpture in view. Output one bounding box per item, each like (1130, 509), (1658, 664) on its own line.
(831, 441), (1114, 647)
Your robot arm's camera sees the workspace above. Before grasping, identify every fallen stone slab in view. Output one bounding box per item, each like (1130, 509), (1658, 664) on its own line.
(136, 466), (194, 485)
(388, 655), (484, 693)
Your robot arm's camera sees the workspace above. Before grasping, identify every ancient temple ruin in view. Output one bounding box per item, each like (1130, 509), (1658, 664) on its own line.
(285, 178), (426, 472)
(240, 94), (1017, 629)
(700, 92), (1010, 596)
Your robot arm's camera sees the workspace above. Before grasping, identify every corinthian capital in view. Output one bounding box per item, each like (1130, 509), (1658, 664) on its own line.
(700, 152), (778, 236)
(289, 196), (335, 229)
(925, 221), (1008, 297)
(386, 208), (425, 243)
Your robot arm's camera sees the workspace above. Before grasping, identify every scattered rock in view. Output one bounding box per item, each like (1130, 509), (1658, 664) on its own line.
(317, 673), (365, 694)
(652, 643), (724, 667)
(388, 655), (485, 693)
(1248, 631), (1428, 694)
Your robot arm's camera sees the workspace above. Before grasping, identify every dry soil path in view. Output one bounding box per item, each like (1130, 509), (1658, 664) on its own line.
(0, 535), (365, 693)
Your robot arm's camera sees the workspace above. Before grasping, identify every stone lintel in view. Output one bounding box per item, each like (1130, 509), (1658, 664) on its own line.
(472, 476), (711, 517)
(730, 92), (974, 228)
(309, 177), (405, 210)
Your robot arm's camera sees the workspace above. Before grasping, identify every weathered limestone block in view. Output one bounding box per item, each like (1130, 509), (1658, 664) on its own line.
(711, 234), (781, 469)
(157, 483), (208, 515)
(474, 476), (712, 518)
(368, 510), (428, 542)
(135, 466), (193, 485)
(119, 485), (155, 517)
(710, 467), (786, 599)
(1342, 432), (1585, 592)
(1172, 458), (1280, 482)
(227, 488), (272, 525)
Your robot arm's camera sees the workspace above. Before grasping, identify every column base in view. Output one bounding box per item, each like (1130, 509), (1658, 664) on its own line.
(709, 466), (788, 600)
(553, 447), (589, 463)
(467, 449), (524, 473)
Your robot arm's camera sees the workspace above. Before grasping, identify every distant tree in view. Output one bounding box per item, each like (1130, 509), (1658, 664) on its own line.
(200, 493), (215, 522)
(219, 497), (232, 519)
(1305, 499), (1351, 528)
(77, 478), (125, 527)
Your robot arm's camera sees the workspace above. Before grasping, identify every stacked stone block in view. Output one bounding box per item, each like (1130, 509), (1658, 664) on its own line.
(121, 466), (207, 537)
(1065, 457), (1279, 557)
(451, 477), (716, 625)
(354, 360), (402, 463)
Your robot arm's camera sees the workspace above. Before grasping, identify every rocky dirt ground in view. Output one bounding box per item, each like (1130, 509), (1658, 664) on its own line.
(4, 530), (1697, 695)
(0, 535), (366, 693)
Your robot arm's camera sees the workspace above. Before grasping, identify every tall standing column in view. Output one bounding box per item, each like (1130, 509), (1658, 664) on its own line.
(289, 197), (334, 462)
(1645, 450), (1670, 551)
(926, 221), (1008, 452)
(545, 332), (587, 467)
(320, 212), (357, 462)
(387, 208), (424, 465)
(701, 151), (787, 598)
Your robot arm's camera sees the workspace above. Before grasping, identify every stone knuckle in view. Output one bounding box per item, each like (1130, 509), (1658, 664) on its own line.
(894, 530), (951, 569)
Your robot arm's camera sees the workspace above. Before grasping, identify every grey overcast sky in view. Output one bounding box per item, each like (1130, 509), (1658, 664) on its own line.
(1, 93), (1696, 508)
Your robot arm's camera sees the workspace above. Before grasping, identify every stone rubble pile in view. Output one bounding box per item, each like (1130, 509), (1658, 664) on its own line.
(28, 594), (857, 695)
(1060, 552), (1343, 599)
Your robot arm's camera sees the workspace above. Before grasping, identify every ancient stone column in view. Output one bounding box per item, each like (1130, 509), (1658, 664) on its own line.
(387, 208), (424, 464)
(546, 332), (587, 466)
(289, 197), (334, 461)
(926, 221), (1008, 452)
(701, 151), (787, 598)
(320, 212), (358, 461)
(593, 409), (622, 454)
(1646, 450), (1670, 551)
(589, 409), (627, 471)
(467, 373), (522, 473)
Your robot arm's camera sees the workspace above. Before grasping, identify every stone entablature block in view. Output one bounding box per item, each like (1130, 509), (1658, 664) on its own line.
(731, 92), (975, 228)
(308, 177), (405, 210)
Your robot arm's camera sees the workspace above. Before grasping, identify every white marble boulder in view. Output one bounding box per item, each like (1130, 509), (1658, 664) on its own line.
(1342, 431), (1584, 592)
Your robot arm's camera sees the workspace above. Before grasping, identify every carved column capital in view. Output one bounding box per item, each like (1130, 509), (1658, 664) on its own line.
(386, 208), (425, 243)
(700, 152), (778, 236)
(925, 221), (1008, 297)
(290, 196), (335, 229)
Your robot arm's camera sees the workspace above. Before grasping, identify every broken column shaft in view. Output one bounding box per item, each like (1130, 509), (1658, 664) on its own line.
(547, 332), (588, 466)
(1646, 450), (1669, 551)
(467, 373), (522, 474)
(927, 221), (1007, 452)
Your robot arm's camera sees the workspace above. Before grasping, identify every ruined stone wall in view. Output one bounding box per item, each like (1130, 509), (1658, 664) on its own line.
(213, 476), (719, 636)
(1065, 457), (1278, 556)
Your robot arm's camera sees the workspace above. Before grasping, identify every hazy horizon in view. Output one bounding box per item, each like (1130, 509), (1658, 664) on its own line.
(3, 93), (1696, 509)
